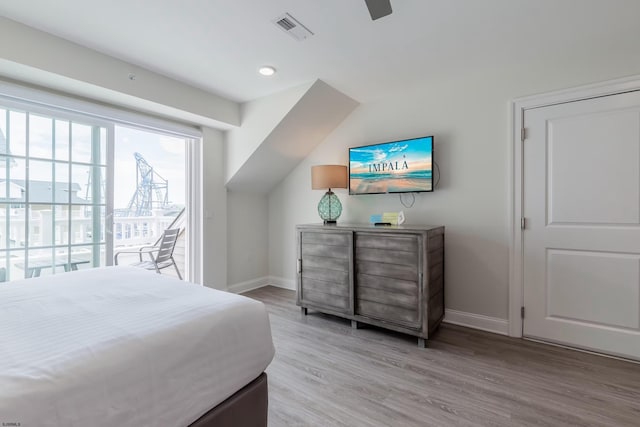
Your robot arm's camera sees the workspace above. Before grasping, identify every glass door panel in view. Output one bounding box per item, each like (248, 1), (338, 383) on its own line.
(8, 110), (26, 157)
(113, 126), (187, 280)
(29, 114), (53, 160)
(54, 120), (70, 161)
(0, 102), (112, 282)
(71, 123), (93, 164)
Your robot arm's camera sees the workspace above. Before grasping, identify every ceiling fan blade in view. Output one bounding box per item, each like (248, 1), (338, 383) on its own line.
(364, 0), (392, 21)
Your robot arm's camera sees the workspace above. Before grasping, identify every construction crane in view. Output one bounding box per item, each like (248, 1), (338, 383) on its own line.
(125, 152), (169, 216)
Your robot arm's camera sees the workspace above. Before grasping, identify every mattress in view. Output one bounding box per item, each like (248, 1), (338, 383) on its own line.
(0, 266), (275, 427)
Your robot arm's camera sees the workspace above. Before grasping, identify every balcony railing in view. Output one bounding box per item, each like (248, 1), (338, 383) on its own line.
(113, 215), (177, 248)
(0, 209), (178, 249)
(0, 209), (184, 281)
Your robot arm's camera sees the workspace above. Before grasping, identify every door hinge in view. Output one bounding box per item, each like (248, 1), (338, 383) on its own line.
(297, 258), (302, 274)
(521, 217), (527, 230)
(521, 127), (527, 142)
(521, 306), (525, 319)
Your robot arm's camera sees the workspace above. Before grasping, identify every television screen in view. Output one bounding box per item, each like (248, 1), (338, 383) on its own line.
(349, 136), (433, 195)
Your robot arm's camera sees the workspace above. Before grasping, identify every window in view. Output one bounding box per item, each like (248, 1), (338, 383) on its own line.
(0, 83), (202, 283)
(0, 103), (110, 281)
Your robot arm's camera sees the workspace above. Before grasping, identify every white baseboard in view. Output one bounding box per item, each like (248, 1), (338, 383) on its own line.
(228, 276), (296, 294)
(228, 277), (270, 294)
(229, 279), (509, 336)
(268, 276), (296, 290)
(443, 309), (509, 336)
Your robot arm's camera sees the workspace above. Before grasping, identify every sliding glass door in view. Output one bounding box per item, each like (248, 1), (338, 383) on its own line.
(0, 90), (197, 283)
(112, 126), (186, 279)
(0, 101), (112, 281)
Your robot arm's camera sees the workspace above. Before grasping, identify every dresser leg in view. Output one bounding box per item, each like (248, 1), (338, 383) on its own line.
(301, 307), (308, 316)
(417, 338), (427, 348)
(351, 320), (359, 329)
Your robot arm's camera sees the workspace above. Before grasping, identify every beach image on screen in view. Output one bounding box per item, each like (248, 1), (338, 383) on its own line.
(349, 136), (433, 194)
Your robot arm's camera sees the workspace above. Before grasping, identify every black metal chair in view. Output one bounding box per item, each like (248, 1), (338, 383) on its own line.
(114, 228), (182, 279)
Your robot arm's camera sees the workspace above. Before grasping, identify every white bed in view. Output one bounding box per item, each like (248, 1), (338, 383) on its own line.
(0, 266), (275, 427)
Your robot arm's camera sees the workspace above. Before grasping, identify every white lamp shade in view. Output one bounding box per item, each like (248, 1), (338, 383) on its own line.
(311, 165), (347, 189)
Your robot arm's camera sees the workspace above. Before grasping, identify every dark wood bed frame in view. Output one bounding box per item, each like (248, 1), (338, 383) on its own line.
(188, 373), (268, 427)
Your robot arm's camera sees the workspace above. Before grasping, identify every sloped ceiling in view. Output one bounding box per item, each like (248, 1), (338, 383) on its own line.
(225, 80), (358, 193)
(225, 81), (313, 183)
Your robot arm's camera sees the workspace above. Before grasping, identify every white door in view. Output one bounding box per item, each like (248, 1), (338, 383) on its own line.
(523, 90), (640, 360)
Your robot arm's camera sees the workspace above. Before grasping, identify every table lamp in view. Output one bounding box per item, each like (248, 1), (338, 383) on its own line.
(311, 165), (347, 225)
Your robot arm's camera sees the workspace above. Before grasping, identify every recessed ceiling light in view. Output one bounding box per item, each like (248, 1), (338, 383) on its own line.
(258, 66), (276, 77)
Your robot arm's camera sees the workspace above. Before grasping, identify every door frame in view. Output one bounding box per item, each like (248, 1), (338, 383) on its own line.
(509, 74), (640, 337)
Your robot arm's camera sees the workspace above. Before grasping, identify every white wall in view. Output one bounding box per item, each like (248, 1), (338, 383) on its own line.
(202, 127), (228, 290)
(0, 17), (239, 128)
(227, 192), (269, 287)
(268, 56), (640, 320)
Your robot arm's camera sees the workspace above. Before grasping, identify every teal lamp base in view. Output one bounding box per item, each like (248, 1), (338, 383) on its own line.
(317, 189), (342, 225)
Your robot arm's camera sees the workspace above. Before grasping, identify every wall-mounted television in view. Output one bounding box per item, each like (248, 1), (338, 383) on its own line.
(349, 135), (434, 195)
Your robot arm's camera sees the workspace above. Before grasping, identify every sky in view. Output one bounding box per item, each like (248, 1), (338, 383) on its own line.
(114, 126), (185, 209)
(0, 109), (186, 209)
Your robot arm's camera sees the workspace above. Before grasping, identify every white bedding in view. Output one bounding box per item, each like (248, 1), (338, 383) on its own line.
(0, 266), (275, 427)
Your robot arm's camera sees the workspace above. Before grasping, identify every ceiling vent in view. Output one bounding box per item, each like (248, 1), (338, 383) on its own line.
(272, 13), (314, 41)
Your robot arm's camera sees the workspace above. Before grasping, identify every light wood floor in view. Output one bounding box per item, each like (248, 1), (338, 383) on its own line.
(245, 286), (640, 427)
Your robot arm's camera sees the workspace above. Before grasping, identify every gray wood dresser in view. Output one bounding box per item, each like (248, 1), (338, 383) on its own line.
(296, 223), (444, 347)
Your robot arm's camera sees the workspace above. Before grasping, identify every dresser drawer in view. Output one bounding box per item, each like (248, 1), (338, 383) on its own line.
(356, 300), (419, 329)
(298, 230), (353, 314)
(355, 233), (419, 252)
(354, 232), (421, 328)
